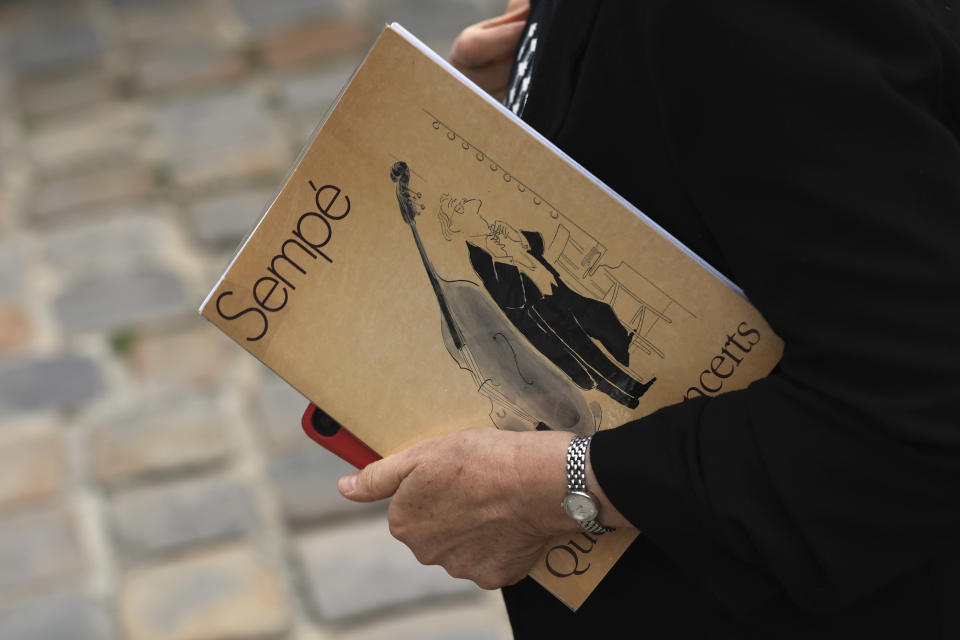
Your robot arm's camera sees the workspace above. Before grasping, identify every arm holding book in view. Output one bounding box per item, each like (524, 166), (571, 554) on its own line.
(339, 427), (632, 589)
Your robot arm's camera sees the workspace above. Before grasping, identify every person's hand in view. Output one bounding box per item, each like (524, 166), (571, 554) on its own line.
(449, 2), (530, 100)
(338, 427), (579, 589)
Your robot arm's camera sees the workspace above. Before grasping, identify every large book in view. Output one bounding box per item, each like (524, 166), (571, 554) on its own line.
(200, 24), (784, 610)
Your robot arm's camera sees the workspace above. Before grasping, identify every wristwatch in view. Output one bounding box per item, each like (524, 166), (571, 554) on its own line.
(561, 435), (615, 535)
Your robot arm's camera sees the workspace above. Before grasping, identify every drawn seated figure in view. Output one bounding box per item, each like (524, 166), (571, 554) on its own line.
(437, 193), (655, 409)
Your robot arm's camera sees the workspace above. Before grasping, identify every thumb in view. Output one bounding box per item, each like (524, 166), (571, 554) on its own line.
(338, 454), (411, 502)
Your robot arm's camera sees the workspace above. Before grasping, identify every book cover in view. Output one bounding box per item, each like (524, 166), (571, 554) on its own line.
(201, 24), (784, 610)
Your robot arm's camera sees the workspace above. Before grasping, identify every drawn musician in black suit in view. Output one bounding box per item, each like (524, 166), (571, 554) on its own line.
(437, 193), (655, 409)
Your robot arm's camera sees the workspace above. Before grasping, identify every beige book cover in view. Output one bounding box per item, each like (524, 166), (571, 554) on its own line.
(200, 24), (784, 610)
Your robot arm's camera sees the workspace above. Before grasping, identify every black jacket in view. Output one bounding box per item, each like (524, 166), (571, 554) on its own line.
(501, 1), (960, 637)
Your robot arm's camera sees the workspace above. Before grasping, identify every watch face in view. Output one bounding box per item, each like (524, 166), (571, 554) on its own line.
(562, 492), (598, 522)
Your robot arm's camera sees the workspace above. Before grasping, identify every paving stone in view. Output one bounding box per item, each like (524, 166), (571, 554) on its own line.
(43, 213), (168, 272)
(137, 47), (247, 94)
(30, 164), (153, 222)
(53, 264), (188, 332)
(252, 375), (309, 452)
(109, 479), (258, 557)
(279, 68), (352, 140)
(0, 353), (104, 414)
(0, 0), (71, 29)
(269, 445), (381, 526)
(377, 0), (501, 40)
(296, 518), (479, 621)
(119, 545), (290, 640)
(186, 187), (273, 246)
(88, 402), (233, 485)
(0, 244), (26, 298)
(341, 603), (509, 640)
(151, 89), (289, 188)
(116, 1), (221, 49)
(230, 0), (342, 32)
(280, 68), (354, 118)
(0, 421), (65, 512)
(126, 325), (244, 389)
(107, 0), (188, 7)
(0, 508), (83, 592)
(8, 20), (105, 76)
(17, 70), (112, 119)
(0, 591), (113, 640)
(259, 21), (372, 70)
(27, 105), (144, 173)
(0, 303), (32, 356)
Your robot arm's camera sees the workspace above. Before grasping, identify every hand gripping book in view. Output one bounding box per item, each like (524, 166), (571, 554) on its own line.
(200, 24), (784, 610)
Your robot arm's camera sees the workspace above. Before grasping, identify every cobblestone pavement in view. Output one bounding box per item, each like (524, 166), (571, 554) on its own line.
(0, 1), (515, 638)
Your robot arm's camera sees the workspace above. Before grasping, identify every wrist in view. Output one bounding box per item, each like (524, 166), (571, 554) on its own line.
(503, 429), (634, 537)
(508, 430), (581, 536)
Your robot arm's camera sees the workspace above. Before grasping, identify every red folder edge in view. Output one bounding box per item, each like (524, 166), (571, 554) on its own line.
(301, 403), (382, 469)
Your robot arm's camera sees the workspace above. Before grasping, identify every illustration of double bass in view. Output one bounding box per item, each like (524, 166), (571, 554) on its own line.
(390, 161), (598, 435)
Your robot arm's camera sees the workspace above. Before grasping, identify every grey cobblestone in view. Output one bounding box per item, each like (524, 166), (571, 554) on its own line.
(278, 67), (354, 140)
(53, 264), (188, 332)
(0, 353), (104, 414)
(43, 213), (168, 272)
(26, 105), (145, 174)
(374, 0), (499, 40)
(258, 21), (373, 71)
(119, 545), (290, 640)
(0, 591), (113, 640)
(229, 0), (342, 32)
(137, 47), (247, 95)
(125, 325), (244, 390)
(151, 89), (289, 188)
(107, 0), (189, 8)
(108, 479), (258, 557)
(186, 187), (273, 246)
(252, 374), (309, 453)
(16, 70), (112, 120)
(30, 164), (154, 222)
(8, 20), (106, 76)
(115, 1), (221, 48)
(341, 604), (509, 640)
(0, 420), (65, 512)
(0, 244), (26, 299)
(279, 69), (352, 117)
(296, 518), (480, 621)
(268, 445), (382, 526)
(0, 507), (84, 592)
(88, 402), (233, 485)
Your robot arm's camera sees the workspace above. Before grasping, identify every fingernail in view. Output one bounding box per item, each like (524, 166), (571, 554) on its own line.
(338, 473), (358, 495)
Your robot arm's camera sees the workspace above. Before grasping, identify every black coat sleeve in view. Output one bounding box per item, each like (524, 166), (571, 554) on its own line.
(590, 0), (960, 616)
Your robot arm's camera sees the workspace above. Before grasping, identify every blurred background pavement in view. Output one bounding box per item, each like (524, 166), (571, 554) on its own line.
(0, 0), (515, 638)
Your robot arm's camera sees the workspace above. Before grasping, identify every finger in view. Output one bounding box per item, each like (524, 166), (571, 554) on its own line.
(338, 453), (414, 502)
(484, 5), (530, 29)
(504, 0), (529, 15)
(451, 19), (526, 69)
(462, 58), (515, 99)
